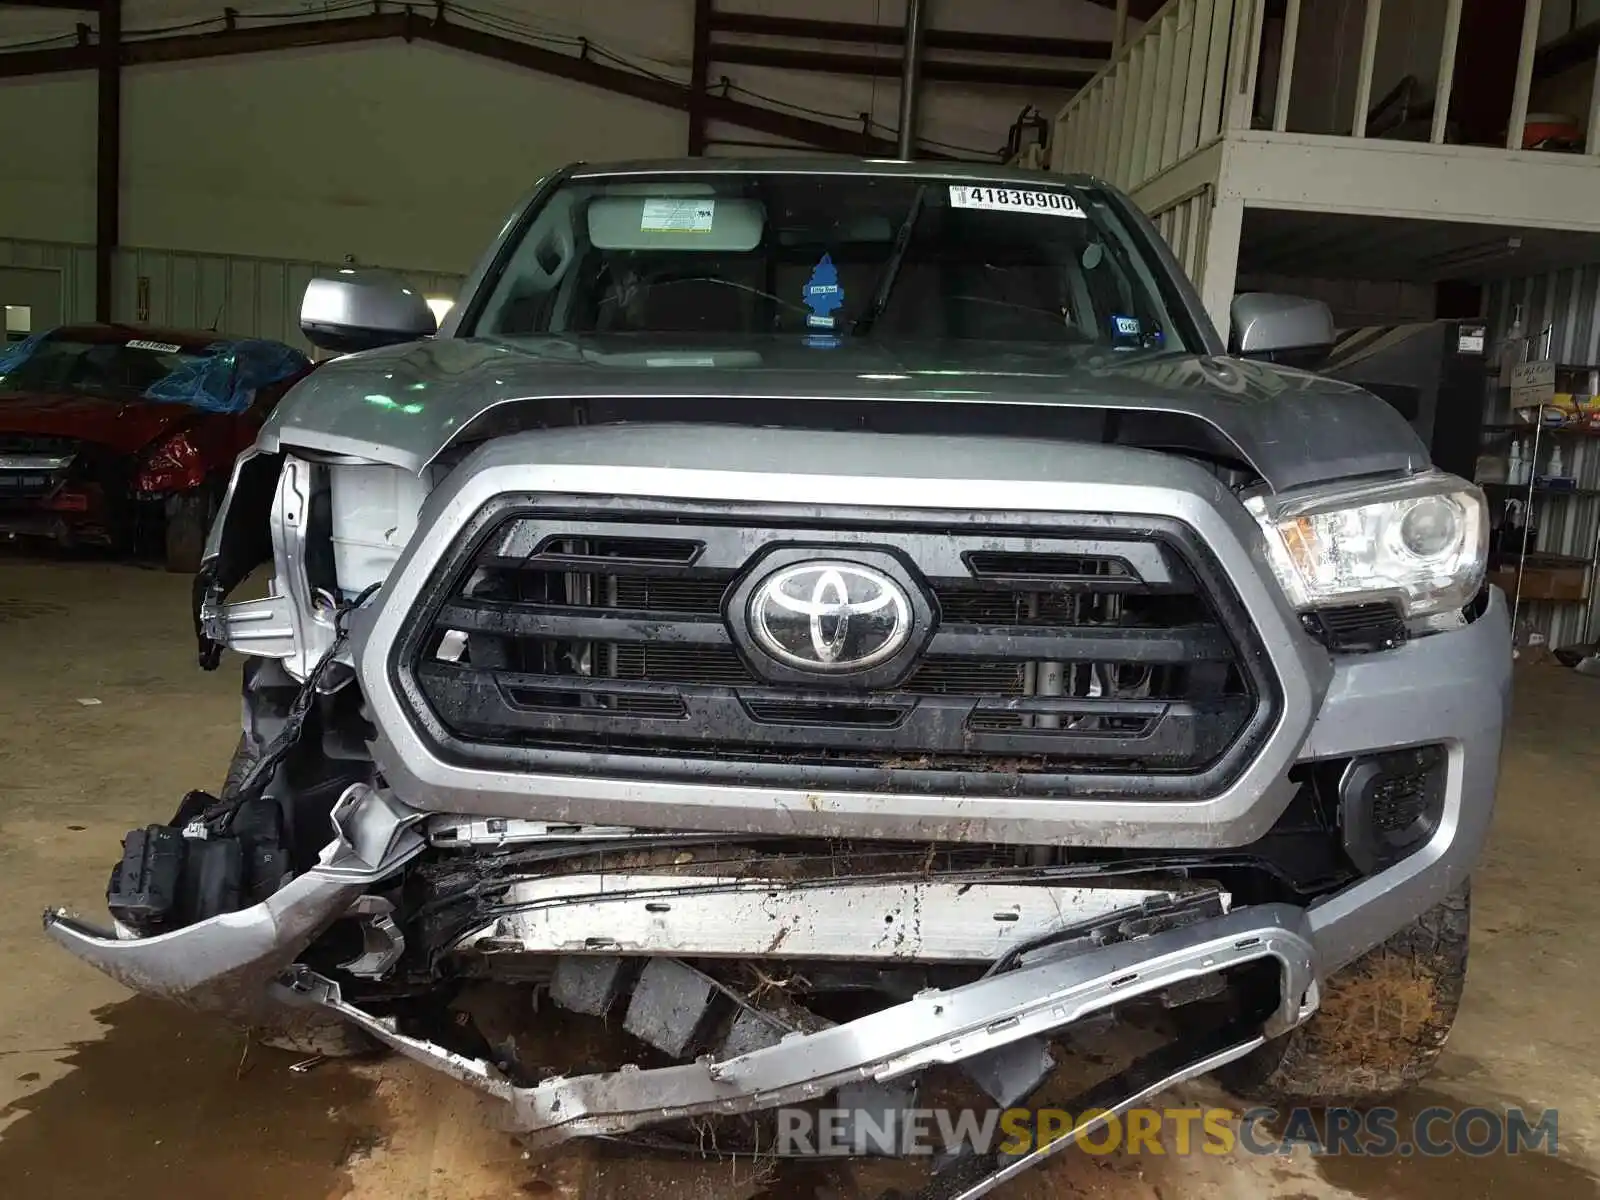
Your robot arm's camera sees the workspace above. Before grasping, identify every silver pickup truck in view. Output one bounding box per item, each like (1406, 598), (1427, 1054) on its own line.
(48, 160), (1509, 1196)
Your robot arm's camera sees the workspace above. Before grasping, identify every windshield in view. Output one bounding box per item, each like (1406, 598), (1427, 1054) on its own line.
(0, 336), (204, 397)
(469, 172), (1192, 353)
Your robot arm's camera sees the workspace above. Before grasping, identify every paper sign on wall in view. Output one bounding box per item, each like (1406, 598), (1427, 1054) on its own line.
(1511, 360), (1555, 408)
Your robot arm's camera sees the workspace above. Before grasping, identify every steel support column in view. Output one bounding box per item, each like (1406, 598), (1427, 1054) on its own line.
(895, 0), (926, 158)
(94, 0), (120, 322)
(688, 0), (712, 155)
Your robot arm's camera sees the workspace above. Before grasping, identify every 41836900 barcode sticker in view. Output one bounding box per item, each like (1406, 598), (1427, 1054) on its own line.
(948, 185), (1086, 217)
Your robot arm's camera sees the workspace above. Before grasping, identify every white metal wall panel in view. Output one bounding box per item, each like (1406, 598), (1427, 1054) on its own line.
(0, 238), (96, 323)
(0, 236), (465, 355)
(1486, 267), (1600, 648)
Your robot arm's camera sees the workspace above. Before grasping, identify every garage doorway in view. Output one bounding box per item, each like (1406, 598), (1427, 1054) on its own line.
(0, 267), (63, 343)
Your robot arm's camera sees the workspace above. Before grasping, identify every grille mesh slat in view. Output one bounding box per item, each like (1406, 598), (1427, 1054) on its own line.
(613, 644), (754, 686)
(612, 575), (731, 614)
(0, 434), (78, 455)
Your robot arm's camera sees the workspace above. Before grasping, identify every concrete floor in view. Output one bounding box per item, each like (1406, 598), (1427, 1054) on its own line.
(1, 556), (1597, 1199)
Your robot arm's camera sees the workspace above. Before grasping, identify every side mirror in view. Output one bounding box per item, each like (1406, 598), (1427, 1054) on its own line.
(1230, 293), (1336, 364)
(300, 271), (436, 354)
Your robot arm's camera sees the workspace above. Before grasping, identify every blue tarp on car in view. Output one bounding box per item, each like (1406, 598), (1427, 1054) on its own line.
(0, 333), (48, 374)
(142, 339), (311, 414)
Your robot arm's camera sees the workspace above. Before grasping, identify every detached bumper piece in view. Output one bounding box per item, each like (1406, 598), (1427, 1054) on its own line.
(285, 904), (1318, 1151)
(44, 785), (424, 1028)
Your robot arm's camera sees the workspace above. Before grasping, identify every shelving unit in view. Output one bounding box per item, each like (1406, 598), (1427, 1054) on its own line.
(1478, 409), (1600, 647)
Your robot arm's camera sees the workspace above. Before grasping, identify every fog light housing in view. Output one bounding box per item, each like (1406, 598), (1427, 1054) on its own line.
(1339, 745), (1447, 872)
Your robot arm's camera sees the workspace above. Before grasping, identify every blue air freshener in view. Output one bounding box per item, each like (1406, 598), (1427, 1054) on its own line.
(803, 254), (845, 330)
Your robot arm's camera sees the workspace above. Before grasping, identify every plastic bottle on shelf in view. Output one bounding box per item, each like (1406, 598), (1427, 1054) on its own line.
(1549, 444), (1564, 480)
(1508, 441), (1524, 486)
(1498, 305), (1526, 379)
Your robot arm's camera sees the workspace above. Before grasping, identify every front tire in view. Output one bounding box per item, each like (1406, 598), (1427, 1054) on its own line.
(1219, 883), (1470, 1105)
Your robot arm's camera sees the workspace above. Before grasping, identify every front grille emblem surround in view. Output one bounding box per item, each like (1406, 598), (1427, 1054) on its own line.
(725, 546), (934, 688)
(748, 560), (913, 672)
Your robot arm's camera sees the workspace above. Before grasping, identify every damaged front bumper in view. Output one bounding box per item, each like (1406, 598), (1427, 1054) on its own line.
(287, 903), (1316, 1144)
(46, 779), (1320, 1157)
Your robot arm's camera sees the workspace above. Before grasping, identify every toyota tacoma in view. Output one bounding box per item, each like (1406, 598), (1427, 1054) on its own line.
(47, 160), (1509, 1195)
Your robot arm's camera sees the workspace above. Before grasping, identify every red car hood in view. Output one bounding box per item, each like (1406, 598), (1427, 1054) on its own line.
(0, 390), (189, 454)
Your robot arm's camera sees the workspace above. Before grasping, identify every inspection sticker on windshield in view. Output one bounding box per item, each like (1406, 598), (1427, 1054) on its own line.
(949, 185), (1085, 217)
(641, 198), (716, 232)
(126, 339), (182, 353)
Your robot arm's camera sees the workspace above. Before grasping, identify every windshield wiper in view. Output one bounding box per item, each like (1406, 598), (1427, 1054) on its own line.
(853, 184), (927, 336)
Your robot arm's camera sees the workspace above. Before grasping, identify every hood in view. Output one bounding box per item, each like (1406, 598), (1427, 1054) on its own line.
(259, 335), (1431, 493)
(0, 390), (191, 455)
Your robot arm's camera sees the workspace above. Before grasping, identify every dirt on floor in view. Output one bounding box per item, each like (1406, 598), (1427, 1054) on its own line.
(1, 554), (1597, 1199)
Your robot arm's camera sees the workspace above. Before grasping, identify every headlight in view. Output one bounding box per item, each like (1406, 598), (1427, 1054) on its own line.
(1246, 472), (1488, 618)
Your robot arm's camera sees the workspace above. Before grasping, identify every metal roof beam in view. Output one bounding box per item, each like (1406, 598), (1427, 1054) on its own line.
(0, 11), (964, 157)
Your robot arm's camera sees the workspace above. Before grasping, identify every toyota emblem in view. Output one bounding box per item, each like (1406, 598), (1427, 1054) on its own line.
(747, 560), (913, 672)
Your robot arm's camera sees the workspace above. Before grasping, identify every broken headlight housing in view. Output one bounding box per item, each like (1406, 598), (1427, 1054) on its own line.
(1246, 471), (1488, 618)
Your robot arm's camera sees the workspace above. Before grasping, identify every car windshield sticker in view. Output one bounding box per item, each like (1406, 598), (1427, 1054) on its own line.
(127, 339), (183, 353)
(948, 185), (1086, 217)
(1112, 315), (1142, 338)
(646, 356), (718, 368)
(640, 198), (716, 233)
(803, 254), (845, 330)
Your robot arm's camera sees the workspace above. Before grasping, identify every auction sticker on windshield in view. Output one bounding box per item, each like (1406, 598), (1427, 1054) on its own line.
(641, 198), (716, 232)
(949, 185), (1085, 217)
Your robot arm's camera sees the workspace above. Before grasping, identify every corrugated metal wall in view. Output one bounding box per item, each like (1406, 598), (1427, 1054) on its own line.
(0, 237), (465, 355)
(1486, 268), (1600, 649)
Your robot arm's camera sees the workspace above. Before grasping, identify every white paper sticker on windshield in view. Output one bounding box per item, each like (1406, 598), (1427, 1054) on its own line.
(641, 198), (716, 232)
(126, 339), (182, 353)
(948, 185), (1085, 218)
(646, 356), (718, 367)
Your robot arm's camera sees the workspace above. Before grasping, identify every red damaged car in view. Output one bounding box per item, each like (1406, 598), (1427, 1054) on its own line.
(0, 324), (312, 571)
